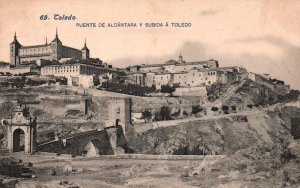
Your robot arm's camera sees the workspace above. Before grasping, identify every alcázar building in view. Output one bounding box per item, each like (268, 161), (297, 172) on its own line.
(10, 29), (89, 66)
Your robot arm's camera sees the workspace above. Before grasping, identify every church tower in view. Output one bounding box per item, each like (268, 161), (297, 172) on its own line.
(50, 29), (62, 61)
(178, 52), (184, 64)
(81, 38), (90, 59)
(10, 32), (22, 65)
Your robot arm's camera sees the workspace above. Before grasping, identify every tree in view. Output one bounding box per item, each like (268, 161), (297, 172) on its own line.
(160, 85), (175, 94)
(221, 105), (229, 114)
(22, 106), (30, 117)
(55, 77), (67, 85)
(286, 90), (300, 101)
(160, 106), (172, 120)
(211, 107), (219, 112)
(142, 109), (152, 121)
(94, 78), (100, 86)
(192, 105), (203, 114)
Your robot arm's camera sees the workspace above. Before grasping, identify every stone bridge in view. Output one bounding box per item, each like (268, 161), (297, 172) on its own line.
(37, 125), (129, 157)
(2, 97), (133, 156)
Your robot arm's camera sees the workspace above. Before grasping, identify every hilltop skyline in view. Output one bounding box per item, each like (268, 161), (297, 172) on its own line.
(0, 0), (300, 89)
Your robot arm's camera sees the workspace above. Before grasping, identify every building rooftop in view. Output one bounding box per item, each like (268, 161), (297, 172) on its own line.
(21, 44), (49, 49)
(139, 59), (218, 68)
(175, 60), (215, 67)
(63, 45), (82, 52)
(154, 70), (171, 75)
(0, 61), (10, 66)
(19, 54), (51, 58)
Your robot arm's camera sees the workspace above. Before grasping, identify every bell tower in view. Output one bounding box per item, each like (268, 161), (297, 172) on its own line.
(178, 52), (184, 64)
(50, 28), (62, 61)
(10, 32), (22, 65)
(81, 38), (90, 60)
(1, 101), (37, 154)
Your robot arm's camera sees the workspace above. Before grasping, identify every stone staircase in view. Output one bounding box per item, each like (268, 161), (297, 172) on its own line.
(210, 80), (246, 108)
(0, 149), (9, 156)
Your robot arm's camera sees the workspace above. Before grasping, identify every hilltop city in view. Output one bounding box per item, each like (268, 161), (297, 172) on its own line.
(2, 30), (291, 95)
(0, 31), (299, 187)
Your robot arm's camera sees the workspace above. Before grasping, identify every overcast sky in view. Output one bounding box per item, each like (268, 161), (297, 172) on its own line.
(0, 0), (299, 89)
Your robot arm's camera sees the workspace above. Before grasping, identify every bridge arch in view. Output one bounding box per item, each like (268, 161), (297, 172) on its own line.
(83, 139), (105, 157)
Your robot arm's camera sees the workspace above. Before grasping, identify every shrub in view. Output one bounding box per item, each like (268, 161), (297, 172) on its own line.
(211, 107), (219, 112)
(231, 106), (237, 112)
(22, 107), (30, 117)
(65, 109), (81, 117)
(161, 85), (175, 94)
(142, 109), (152, 119)
(221, 106), (229, 114)
(100, 81), (155, 96)
(171, 111), (180, 117)
(160, 106), (172, 120)
(192, 105), (203, 114)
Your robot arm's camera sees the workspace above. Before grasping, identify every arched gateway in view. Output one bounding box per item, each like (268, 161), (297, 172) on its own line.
(1, 103), (37, 154)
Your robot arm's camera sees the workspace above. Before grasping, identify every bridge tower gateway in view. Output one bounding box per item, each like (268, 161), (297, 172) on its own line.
(103, 97), (132, 154)
(1, 102), (37, 154)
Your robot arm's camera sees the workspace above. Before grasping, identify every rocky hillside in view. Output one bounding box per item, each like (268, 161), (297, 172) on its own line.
(128, 106), (300, 186)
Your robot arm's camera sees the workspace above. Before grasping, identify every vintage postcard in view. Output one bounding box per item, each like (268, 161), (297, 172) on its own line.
(0, 0), (299, 187)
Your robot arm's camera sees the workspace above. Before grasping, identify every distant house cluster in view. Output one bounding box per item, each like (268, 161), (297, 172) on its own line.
(125, 55), (247, 89)
(248, 72), (290, 95)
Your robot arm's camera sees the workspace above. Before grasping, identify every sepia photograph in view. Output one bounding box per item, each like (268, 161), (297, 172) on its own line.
(0, 0), (300, 187)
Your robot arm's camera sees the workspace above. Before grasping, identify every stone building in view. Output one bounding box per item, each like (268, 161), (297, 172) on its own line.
(125, 55), (248, 90)
(173, 68), (218, 87)
(10, 30), (90, 65)
(68, 75), (95, 88)
(125, 55), (220, 89)
(9, 64), (40, 75)
(136, 55), (219, 73)
(41, 62), (125, 78)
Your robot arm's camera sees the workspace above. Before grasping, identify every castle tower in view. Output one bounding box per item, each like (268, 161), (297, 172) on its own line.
(50, 28), (62, 61)
(1, 101), (37, 154)
(10, 32), (22, 65)
(81, 38), (90, 60)
(178, 52), (184, 63)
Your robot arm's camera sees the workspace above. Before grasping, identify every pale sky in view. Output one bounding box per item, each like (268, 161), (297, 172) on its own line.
(0, 0), (299, 89)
